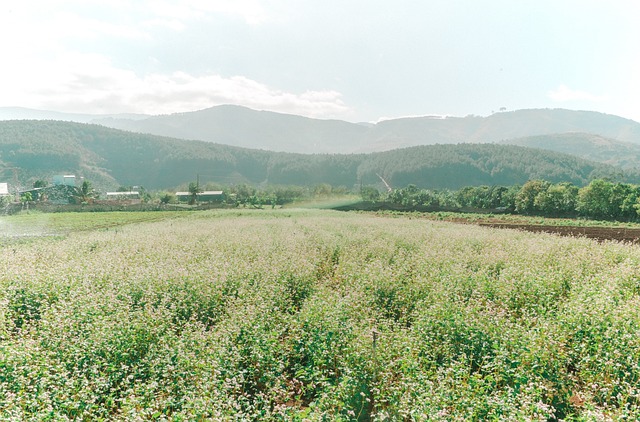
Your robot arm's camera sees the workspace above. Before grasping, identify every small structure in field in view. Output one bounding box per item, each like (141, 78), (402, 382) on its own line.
(53, 175), (76, 187)
(102, 191), (142, 205)
(106, 191), (141, 200)
(18, 187), (46, 201)
(176, 190), (224, 203)
(0, 183), (9, 197)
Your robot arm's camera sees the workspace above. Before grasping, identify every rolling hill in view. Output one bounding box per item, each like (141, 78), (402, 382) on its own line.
(5, 105), (640, 156)
(94, 106), (370, 154)
(93, 106), (640, 154)
(0, 120), (636, 193)
(500, 133), (640, 169)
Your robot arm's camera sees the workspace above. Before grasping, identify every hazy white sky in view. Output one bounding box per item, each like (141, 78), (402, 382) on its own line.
(1, 1), (638, 122)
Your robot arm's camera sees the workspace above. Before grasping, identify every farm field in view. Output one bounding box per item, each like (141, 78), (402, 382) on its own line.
(372, 211), (640, 243)
(1, 209), (640, 420)
(0, 211), (184, 239)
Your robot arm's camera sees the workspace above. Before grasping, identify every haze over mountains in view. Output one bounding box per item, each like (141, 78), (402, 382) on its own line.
(2, 106), (640, 192)
(0, 120), (637, 193)
(3, 106), (640, 158)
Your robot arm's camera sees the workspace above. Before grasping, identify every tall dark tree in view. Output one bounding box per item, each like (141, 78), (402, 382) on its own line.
(188, 182), (202, 205)
(74, 180), (97, 204)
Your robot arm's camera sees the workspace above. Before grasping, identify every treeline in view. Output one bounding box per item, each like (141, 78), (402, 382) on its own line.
(374, 179), (640, 220)
(160, 183), (347, 208)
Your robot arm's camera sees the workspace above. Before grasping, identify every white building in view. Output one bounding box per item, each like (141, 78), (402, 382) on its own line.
(53, 175), (76, 186)
(106, 191), (140, 200)
(0, 182), (9, 196)
(176, 190), (224, 203)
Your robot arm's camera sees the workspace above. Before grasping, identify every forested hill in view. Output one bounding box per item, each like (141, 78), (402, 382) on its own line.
(501, 133), (640, 170)
(0, 120), (635, 192)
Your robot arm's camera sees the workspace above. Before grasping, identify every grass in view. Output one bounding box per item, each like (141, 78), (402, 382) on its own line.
(0, 210), (185, 237)
(288, 195), (362, 210)
(1, 209), (640, 420)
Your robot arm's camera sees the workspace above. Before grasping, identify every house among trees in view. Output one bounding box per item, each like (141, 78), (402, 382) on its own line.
(106, 191), (141, 200)
(104, 191), (142, 204)
(0, 183), (9, 197)
(18, 187), (46, 202)
(176, 190), (224, 203)
(53, 175), (76, 186)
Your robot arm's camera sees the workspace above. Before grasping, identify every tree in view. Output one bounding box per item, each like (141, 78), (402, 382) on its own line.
(360, 186), (380, 202)
(515, 180), (550, 214)
(159, 192), (175, 204)
(436, 189), (460, 208)
(576, 179), (614, 219)
(610, 183), (637, 219)
(74, 180), (97, 204)
(188, 181), (202, 205)
(314, 183), (332, 197)
(533, 182), (578, 216)
(33, 180), (48, 188)
(499, 185), (520, 212)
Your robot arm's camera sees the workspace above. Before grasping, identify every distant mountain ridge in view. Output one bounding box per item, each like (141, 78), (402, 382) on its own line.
(0, 107), (148, 123)
(0, 120), (636, 193)
(95, 105), (370, 153)
(3, 105), (640, 155)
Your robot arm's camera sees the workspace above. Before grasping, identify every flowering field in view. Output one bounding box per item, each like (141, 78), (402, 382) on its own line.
(1, 209), (640, 420)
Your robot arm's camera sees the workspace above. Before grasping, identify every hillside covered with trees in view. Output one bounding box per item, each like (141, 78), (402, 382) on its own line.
(0, 120), (637, 193)
(501, 133), (640, 170)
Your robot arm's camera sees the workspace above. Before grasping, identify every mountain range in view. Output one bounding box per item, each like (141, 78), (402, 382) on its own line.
(0, 120), (636, 193)
(3, 105), (640, 158)
(2, 106), (640, 193)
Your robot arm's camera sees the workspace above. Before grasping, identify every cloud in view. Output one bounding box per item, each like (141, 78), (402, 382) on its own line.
(0, 52), (351, 119)
(0, 2), (345, 119)
(146, 0), (275, 25)
(548, 84), (604, 102)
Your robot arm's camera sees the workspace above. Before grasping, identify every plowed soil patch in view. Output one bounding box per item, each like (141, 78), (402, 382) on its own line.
(476, 223), (640, 243)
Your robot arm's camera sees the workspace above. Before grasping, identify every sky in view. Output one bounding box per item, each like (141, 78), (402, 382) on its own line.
(1, 0), (638, 123)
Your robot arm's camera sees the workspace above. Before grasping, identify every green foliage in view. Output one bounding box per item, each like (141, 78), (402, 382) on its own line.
(534, 182), (578, 215)
(32, 180), (48, 188)
(159, 192), (175, 204)
(72, 180), (97, 204)
(360, 186), (380, 202)
(19, 192), (32, 203)
(515, 180), (551, 214)
(377, 178), (640, 221)
(576, 179), (640, 220)
(187, 181), (202, 205)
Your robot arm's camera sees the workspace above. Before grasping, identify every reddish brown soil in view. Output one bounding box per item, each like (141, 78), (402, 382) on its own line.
(474, 222), (640, 243)
(370, 211), (640, 243)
